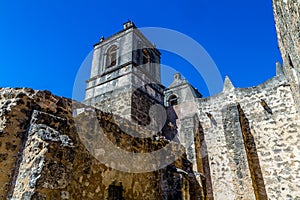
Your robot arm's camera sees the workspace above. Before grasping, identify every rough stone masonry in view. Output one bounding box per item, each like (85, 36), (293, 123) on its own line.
(0, 88), (201, 199)
(0, 0), (300, 199)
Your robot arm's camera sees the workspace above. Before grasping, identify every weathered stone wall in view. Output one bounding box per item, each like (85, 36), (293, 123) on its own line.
(197, 90), (256, 199)
(273, 0), (300, 113)
(93, 89), (133, 118)
(0, 88), (202, 200)
(0, 88), (37, 199)
(90, 84), (164, 130)
(84, 65), (133, 105)
(197, 73), (300, 199)
(0, 88), (161, 199)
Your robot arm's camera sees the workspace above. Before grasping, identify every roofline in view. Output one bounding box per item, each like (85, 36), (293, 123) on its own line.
(93, 23), (161, 56)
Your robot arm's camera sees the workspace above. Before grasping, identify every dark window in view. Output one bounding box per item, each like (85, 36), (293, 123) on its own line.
(137, 42), (142, 65)
(108, 185), (122, 200)
(142, 48), (150, 64)
(106, 45), (117, 68)
(169, 95), (178, 106)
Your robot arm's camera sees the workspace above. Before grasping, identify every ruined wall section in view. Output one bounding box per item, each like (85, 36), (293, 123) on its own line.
(273, 0), (300, 113)
(197, 73), (300, 199)
(0, 88), (37, 199)
(12, 109), (163, 199)
(0, 88), (202, 200)
(237, 76), (300, 199)
(197, 89), (255, 200)
(0, 88), (165, 199)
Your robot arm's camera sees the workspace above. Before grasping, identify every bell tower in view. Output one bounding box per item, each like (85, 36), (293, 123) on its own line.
(84, 21), (164, 125)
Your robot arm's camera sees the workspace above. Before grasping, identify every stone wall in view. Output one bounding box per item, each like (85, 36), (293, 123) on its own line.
(197, 73), (300, 199)
(273, 0), (300, 113)
(0, 88), (202, 200)
(0, 88), (36, 199)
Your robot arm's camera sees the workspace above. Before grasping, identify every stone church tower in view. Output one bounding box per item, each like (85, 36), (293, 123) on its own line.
(84, 21), (165, 126)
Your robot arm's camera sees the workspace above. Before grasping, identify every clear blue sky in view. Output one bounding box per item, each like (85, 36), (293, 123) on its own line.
(0, 0), (282, 100)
